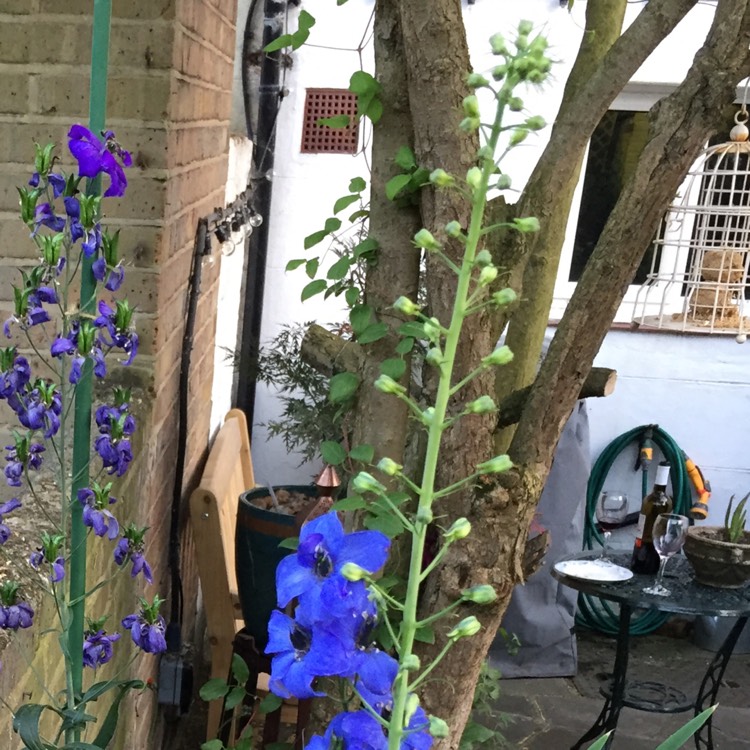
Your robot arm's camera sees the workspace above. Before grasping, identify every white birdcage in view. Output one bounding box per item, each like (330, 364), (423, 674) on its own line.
(632, 108), (750, 340)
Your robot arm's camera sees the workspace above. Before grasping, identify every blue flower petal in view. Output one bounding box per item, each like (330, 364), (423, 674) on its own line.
(300, 512), (344, 553)
(278, 654), (323, 699)
(355, 649), (398, 696)
(275, 554), (318, 607)
(337, 530), (390, 574)
(265, 610), (294, 655)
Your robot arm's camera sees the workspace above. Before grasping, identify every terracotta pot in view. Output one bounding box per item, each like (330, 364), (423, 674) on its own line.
(683, 526), (750, 589)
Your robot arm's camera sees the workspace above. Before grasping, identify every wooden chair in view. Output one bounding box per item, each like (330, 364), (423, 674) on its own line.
(190, 408), (254, 739)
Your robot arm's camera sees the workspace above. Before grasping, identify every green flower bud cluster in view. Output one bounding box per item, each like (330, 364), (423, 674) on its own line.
(463, 95), (480, 118)
(430, 168), (455, 188)
(466, 166), (482, 192)
(488, 22), (552, 86)
(465, 395), (497, 415)
(491, 288), (517, 307)
(413, 228), (441, 251)
(352, 471), (387, 496)
(482, 345), (514, 367)
(474, 249), (493, 267)
(374, 374), (406, 395)
(448, 616), (482, 640)
(466, 72), (489, 89)
(445, 220), (463, 239)
(513, 216), (540, 233)
(393, 296), (421, 316)
(461, 584), (498, 604)
(444, 517), (471, 542)
(377, 457), (402, 477)
(496, 174), (512, 190)
(476, 454), (513, 474)
(478, 265), (498, 286)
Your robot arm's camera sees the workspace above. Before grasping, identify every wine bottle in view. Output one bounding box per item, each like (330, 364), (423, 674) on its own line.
(630, 461), (673, 574)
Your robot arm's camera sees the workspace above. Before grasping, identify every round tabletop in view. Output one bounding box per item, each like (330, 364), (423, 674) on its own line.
(551, 551), (750, 618)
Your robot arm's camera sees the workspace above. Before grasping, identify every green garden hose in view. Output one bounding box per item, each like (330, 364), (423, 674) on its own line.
(575, 425), (693, 636)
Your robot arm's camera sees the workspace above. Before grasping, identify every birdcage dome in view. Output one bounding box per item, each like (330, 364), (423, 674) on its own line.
(633, 110), (750, 338)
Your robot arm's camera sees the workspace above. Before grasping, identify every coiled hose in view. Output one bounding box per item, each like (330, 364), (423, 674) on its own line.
(576, 425), (692, 636)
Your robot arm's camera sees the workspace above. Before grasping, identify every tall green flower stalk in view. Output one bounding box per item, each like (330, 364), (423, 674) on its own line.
(378, 26), (549, 748)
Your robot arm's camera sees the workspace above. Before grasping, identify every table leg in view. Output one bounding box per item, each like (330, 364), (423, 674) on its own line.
(693, 616), (748, 750)
(572, 604), (632, 750)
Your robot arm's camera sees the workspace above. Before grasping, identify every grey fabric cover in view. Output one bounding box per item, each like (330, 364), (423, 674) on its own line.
(489, 400), (590, 678)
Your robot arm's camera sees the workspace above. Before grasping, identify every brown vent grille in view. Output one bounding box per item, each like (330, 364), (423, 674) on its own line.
(301, 89), (359, 154)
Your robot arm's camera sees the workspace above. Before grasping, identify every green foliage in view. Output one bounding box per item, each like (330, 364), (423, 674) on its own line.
(459, 663), (511, 750)
(724, 492), (749, 543)
(264, 10), (315, 52)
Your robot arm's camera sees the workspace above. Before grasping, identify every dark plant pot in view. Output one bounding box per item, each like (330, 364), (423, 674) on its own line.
(235, 485), (318, 650)
(683, 526), (750, 589)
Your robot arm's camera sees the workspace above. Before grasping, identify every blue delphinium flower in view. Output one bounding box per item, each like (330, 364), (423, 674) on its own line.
(305, 710), (387, 750)
(0, 582), (34, 630)
(8, 380), (62, 438)
(4, 437), (44, 487)
(94, 300), (138, 366)
(275, 511), (390, 614)
(68, 125), (132, 198)
(114, 524), (152, 583)
(29, 533), (66, 583)
(0, 349), (31, 398)
(95, 434), (133, 477)
(78, 482), (119, 540)
(33, 203), (66, 233)
(122, 596), (167, 654)
(0, 498), (21, 544)
(50, 320), (107, 384)
(402, 707), (433, 750)
(83, 628), (121, 669)
(266, 608), (351, 699)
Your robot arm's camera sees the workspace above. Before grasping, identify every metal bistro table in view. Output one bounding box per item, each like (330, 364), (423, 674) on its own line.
(552, 552), (750, 750)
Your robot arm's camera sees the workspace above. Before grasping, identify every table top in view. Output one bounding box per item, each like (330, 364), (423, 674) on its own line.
(551, 551), (750, 617)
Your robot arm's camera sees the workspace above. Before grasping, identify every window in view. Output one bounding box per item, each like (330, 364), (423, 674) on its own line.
(300, 89), (359, 154)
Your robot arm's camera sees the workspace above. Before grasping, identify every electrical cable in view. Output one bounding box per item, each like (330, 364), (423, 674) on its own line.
(575, 424), (692, 636)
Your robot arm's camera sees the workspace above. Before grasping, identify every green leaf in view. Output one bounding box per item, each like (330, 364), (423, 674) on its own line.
(350, 304), (374, 335)
(380, 358), (406, 380)
(584, 733), (613, 750)
(329, 371), (361, 403)
(232, 653), (250, 684)
(398, 321), (425, 338)
(321, 440), (347, 465)
(352, 237), (379, 259)
(349, 209), (370, 222)
(364, 510), (404, 538)
(349, 444), (375, 463)
(92, 681), (145, 749)
(305, 258), (319, 279)
(318, 114), (351, 129)
(259, 693), (284, 714)
(333, 194), (359, 214)
(304, 229), (327, 250)
(461, 721), (496, 746)
(285, 258), (305, 272)
(297, 10), (316, 32)
(290, 28), (310, 49)
(414, 624), (436, 644)
(301, 279), (327, 301)
(324, 217), (342, 233)
(365, 97), (383, 124)
(349, 176), (367, 192)
(224, 685), (246, 711)
(345, 286), (360, 307)
(332, 495), (367, 511)
(199, 678), (230, 702)
(349, 70), (380, 96)
(394, 146), (416, 171)
(264, 33), (295, 53)
(653, 706), (717, 750)
(278, 536), (299, 550)
(327, 256), (352, 281)
(395, 337), (415, 355)
(201, 741), (225, 750)
(357, 323), (388, 344)
(385, 174), (412, 201)
(13, 704), (54, 750)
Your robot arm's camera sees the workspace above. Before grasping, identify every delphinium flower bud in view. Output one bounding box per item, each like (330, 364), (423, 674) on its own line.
(478, 265), (498, 286)
(405, 693), (421, 725)
(466, 72), (489, 89)
(423, 318), (442, 344)
(489, 33), (508, 56)
(496, 174), (512, 190)
(463, 95), (480, 118)
(459, 117), (480, 133)
(465, 395), (497, 415)
(476, 454), (513, 474)
(416, 506), (433, 525)
(430, 717), (450, 738)
(374, 374), (406, 395)
(508, 96), (524, 112)
(444, 517), (471, 542)
(340, 562), (368, 582)
(466, 167), (482, 191)
(352, 471), (387, 496)
(377, 457), (402, 477)
(402, 654), (421, 671)
(482, 345), (514, 367)
(525, 115), (546, 131)
(492, 64), (508, 81)
(414, 228), (441, 251)
(425, 347), (443, 368)
(516, 35), (529, 51)
(475, 249), (493, 267)
(393, 296), (421, 316)
(445, 220), (463, 239)
(421, 407), (436, 426)
(448, 616), (482, 640)
(518, 19), (534, 35)
(429, 169), (455, 188)
(514, 216), (540, 233)
(509, 129), (529, 146)
(491, 288), (518, 307)
(461, 584), (498, 604)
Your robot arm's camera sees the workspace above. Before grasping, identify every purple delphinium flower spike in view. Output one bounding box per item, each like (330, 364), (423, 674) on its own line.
(77, 483), (119, 540)
(0, 498), (21, 545)
(121, 596), (167, 655)
(47, 173), (66, 198)
(0, 349), (30, 399)
(68, 125), (132, 198)
(305, 711), (388, 750)
(114, 525), (152, 583)
(29, 533), (65, 583)
(33, 203), (66, 233)
(94, 300), (138, 366)
(0, 583), (34, 630)
(83, 629), (121, 669)
(4, 438), (45, 487)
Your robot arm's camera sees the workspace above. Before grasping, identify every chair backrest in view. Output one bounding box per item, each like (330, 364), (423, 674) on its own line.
(190, 409), (256, 650)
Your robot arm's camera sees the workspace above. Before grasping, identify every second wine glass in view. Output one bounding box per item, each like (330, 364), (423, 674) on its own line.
(596, 491), (628, 564)
(643, 513), (690, 596)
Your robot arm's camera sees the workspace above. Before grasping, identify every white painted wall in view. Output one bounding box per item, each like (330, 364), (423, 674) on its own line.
(249, 0), (750, 526)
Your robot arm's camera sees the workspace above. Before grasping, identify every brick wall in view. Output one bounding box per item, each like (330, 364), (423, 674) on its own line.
(0, 0), (238, 746)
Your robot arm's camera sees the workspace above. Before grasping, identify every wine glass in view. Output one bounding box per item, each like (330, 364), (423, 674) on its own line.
(643, 513), (690, 596)
(596, 491), (628, 564)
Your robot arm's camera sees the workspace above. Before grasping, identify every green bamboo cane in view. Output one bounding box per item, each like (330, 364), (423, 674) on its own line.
(68, 0), (111, 710)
